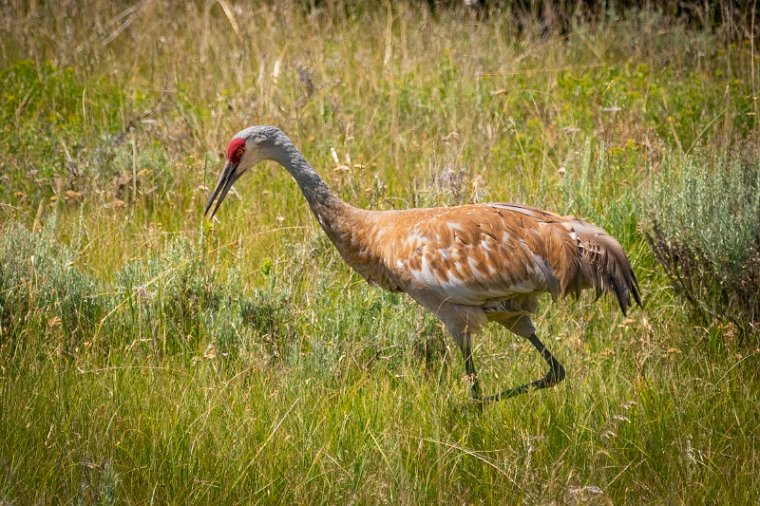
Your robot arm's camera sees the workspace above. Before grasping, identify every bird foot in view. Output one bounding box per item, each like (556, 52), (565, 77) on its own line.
(481, 364), (566, 403)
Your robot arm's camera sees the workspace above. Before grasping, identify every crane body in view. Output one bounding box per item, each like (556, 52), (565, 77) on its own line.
(205, 126), (641, 402)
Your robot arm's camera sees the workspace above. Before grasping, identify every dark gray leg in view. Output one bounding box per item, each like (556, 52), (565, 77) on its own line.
(483, 333), (565, 402)
(453, 330), (482, 400)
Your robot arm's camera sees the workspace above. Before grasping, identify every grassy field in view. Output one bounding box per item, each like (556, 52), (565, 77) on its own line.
(1, 1), (759, 504)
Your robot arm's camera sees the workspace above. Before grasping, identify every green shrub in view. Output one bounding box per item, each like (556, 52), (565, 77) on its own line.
(0, 219), (103, 353)
(644, 149), (760, 341)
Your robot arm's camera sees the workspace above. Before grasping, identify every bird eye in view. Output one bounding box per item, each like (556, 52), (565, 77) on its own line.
(235, 148), (244, 158)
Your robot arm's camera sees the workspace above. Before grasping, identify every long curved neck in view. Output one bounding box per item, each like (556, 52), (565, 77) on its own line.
(263, 129), (397, 291)
(268, 133), (359, 248)
(270, 138), (340, 212)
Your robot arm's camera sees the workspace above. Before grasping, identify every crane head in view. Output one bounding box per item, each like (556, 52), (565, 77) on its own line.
(204, 126), (280, 219)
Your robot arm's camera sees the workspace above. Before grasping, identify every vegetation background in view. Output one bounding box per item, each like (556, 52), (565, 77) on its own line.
(1, 0), (758, 503)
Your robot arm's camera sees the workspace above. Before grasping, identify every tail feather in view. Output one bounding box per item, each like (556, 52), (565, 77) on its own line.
(571, 220), (642, 315)
(494, 203), (642, 315)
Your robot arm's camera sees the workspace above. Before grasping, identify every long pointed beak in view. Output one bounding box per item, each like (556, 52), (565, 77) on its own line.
(204, 161), (240, 219)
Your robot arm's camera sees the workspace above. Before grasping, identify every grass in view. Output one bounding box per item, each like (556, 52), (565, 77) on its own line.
(1, 1), (759, 503)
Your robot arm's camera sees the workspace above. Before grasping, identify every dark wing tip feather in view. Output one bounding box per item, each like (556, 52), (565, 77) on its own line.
(573, 221), (642, 316)
(613, 278), (629, 315)
(629, 268), (643, 308)
(613, 258), (643, 315)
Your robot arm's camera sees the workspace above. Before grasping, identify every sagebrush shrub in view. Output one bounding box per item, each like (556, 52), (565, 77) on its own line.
(0, 220), (103, 351)
(644, 150), (760, 340)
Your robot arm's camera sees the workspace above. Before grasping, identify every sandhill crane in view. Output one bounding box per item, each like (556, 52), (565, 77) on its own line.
(205, 126), (641, 402)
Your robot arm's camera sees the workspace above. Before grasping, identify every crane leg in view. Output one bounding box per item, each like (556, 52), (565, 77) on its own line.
(483, 333), (565, 402)
(452, 330), (482, 400)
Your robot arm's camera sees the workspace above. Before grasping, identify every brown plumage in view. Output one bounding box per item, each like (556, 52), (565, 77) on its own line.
(205, 126), (642, 402)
